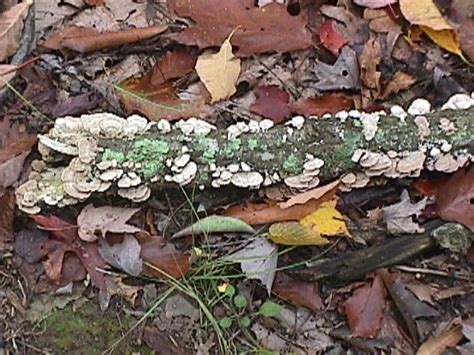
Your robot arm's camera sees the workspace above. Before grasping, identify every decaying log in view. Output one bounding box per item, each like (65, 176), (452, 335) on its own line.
(15, 97), (474, 214)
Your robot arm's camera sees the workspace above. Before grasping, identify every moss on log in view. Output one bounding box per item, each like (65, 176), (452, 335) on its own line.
(16, 106), (474, 213)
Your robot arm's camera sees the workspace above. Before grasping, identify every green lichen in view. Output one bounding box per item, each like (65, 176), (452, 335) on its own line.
(283, 153), (303, 174)
(223, 138), (242, 157)
(140, 161), (165, 179)
(248, 138), (258, 151)
(127, 138), (170, 162)
(101, 149), (126, 163)
(197, 136), (219, 163)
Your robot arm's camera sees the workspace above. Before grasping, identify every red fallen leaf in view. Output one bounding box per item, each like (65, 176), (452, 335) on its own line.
(0, 188), (15, 252)
(139, 235), (191, 279)
(250, 86), (291, 123)
(344, 273), (387, 338)
(43, 25), (168, 53)
(435, 166), (474, 231)
(32, 215), (107, 290)
(118, 75), (211, 121)
(319, 20), (349, 56)
(289, 94), (354, 116)
(168, 0), (314, 57)
(151, 50), (197, 86)
(272, 272), (322, 312)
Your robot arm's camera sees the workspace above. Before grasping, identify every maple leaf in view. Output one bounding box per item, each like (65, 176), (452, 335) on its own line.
(77, 204), (142, 242)
(319, 20), (348, 56)
(168, 0), (314, 56)
(250, 86), (291, 123)
(344, 274), (387, 338)
(195, 30), (241, 103)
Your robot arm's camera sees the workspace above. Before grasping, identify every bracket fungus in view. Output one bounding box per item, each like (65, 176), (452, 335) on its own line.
(14, 94), (474, 214)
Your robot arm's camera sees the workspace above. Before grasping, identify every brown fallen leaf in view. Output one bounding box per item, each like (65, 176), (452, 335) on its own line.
(435, 166), (474, 231)
(151, 50), (197, 86)
(289, 94), (354, 116)
(360, 35), (382, 103)
(417, 323), (464, 355)
(250, 86), (291, 123)
(344, 273), (387, 338)
(272, 272), (323, 313)
(43, 25), (168, 53)
(140, 235), (191, 279)
(0, 135), (37, 165)
(168, 0), (314, 56)
(0, 0), (33, 61)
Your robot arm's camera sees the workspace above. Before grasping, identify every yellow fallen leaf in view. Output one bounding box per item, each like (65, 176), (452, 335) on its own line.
(420, 26), (466, 60)
(195, 29), (241, 103)
(268, 222), (330, 246)
(300, 198), (351, 238)
(399, 0), (452, 31)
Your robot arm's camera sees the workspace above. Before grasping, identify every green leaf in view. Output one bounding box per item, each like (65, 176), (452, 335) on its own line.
(240, 316), (251, 328)
(233, 294), (248, 309)
(225, 284), (236, 297)
(173, 215), (255, 238)
(219, 317), (233, 329)
(258, 301), (282, 317)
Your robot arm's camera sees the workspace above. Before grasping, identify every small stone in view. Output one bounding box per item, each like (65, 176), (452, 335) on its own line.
(408, 98), (431, 116)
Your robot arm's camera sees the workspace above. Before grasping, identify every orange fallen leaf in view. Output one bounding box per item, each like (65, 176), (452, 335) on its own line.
(289, 94), (354, 116)
(279, 179), (339, 209)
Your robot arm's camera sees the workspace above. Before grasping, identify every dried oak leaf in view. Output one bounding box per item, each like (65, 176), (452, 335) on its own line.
(77, 204), (142, 242)
(168, 0), (314, 56)
(290, 94), (354, 116)
(435, 167), (474, 231)
(250, 86), (291, 123)
(344, 273), (387, 338)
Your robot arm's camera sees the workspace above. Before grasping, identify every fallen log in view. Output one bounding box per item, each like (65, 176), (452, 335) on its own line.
(16, 96), (473, 214)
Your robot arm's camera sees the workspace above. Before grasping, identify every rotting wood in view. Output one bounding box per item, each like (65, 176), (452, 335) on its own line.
(15, 103), (473, 214)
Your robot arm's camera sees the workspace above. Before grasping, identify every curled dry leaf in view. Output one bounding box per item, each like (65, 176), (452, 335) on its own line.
(43, 25), (168, 53)
(0, 0), (33, 61)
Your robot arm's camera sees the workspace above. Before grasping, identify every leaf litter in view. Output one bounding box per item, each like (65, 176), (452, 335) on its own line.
(2, 0), (474, 353)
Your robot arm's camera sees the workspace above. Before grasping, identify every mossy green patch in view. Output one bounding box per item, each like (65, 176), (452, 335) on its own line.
(37, 300), (149, 354)
(127, 138), (170, 162)
(140, 161), (165, 179)
(283, 153), (303, 174)
(197, 136), (219, 163)
(223, 138), (242, 157)
(101, 149), (126, 163)
(248, 138), (258, 151)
